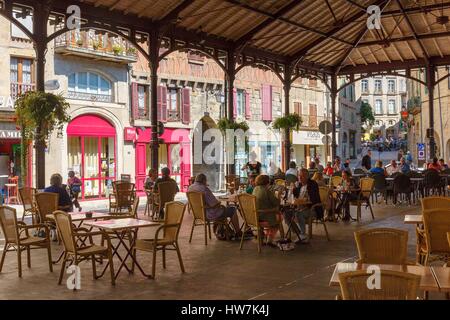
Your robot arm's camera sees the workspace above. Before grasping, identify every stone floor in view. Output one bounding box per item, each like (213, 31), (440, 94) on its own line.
(0, 200), (445, 300)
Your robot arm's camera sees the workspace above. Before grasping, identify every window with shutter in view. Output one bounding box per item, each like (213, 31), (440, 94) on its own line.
(245, 90), (251, 119)
(157, 85), (168, 122)
(181, 87), (190, 124)
(261, 84), (272, 121)
(294, 102), (301, 115)
(131, 82), (139, 120)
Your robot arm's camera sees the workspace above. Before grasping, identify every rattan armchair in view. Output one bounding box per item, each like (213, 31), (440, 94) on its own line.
(349, 177), (375, 221)
(307, 186), (330, 241)
(18, 187), (37, 223)
(153, 181), (178, 220)
(418, 209), (450, 265)
(0, 206), (53, 277)
(354, 228), (412, 265)
(132, 201), (186, 279)
(187, 191), (212, 245)
(35, 192), (59, 225)
(338, 270), (420, 300)
(420, 196), (450, 211)
(109, 181), (135, 213)
(330, 176), (343, 188)
(53, 211), (115, 286)
(237, 193), (263, 253)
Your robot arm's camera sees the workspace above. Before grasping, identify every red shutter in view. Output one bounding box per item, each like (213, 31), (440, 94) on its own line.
(233, 88), (237, 119)
(181, 87), (190, 124)
(245, 90), (251, 119)
(157, 85), (167, 123)
(294, 102), (301, 115)
(261, 84), (272, 121)
(131, 82), (138, 120)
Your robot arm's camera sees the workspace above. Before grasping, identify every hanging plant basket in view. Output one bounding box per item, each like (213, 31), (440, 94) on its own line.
(272, 113), (303, 131)
(407, 96), (421, 115)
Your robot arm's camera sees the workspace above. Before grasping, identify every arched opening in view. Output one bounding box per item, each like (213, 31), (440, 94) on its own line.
(192, 115), (222, 191)
(67, 114), (116, 199)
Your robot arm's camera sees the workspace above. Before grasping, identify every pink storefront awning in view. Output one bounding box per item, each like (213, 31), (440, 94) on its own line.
(67, 115), (116, 137)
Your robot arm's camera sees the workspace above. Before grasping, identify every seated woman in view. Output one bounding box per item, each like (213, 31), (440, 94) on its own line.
(369, 160), (386, 176)
(252, 175), (281, 247)
(144, 168), (157, 190)
(44, 173), (72, 212)
(335, 171), (359, 221)
(188, 174), (241, 235)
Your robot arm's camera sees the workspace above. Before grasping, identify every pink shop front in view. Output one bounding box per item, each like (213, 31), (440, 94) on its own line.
(132, 127), (191, 192)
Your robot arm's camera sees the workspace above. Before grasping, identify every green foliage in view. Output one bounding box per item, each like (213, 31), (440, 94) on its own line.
(360, 101), (375, 126)
(217, 118), (249, 133)
(15, 91), (71, 186)
(272, 113), (303, 131)
(112, 45), (123, 55)
(15, 91), (71, 143)
(369, 133), (377, 141)
(127, 47), (137, 55)
(76, 39), (83, 47)
(407, 96), (421, 109)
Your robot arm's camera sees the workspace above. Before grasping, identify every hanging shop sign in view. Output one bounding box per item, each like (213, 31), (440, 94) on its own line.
(124, 127), (137, 141)
(292, 130), (324, 145)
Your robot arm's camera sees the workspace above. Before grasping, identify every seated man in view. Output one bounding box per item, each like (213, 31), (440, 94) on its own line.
(144, 168), (157, 190)
(188, 174), (241, 235)
(283, 168), (323, 243)
(153, 167), (180, 193)
(44, 173), (72, 212)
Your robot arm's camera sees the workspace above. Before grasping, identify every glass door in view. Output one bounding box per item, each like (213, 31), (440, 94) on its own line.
(168, 144), (182, 186)
(83, 137), (100, 199)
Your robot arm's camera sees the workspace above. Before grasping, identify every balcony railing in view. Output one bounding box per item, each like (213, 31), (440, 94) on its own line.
(55, 30), (138, 64)
(11, 82), (36, 102)
(67, 91), (112, 103)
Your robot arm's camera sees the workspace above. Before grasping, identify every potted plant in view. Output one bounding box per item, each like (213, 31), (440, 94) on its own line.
(218, 118), (250, 162)
(92, 40), (101, 50)
(126, 47), (137, 55)
(15, 91), (71, 186)
(272, 113), (303, 132)
(407, 96), (421, 115)
(76, 39), (83, 47)
(112, 45), (123, 56)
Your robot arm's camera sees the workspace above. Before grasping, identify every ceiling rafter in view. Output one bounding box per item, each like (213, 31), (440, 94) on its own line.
(123, 0), (141, 15)
(420, 13), (443, 58)
(289, 0), (389, 64)
(342, 0), (366, 12)
(156, 0), (195, 24)
(324, 0), (338, 23)
(395, 0), (429, 62)
(109, 0), (122, 11)
(225, 0), (353, 46)
(234, 0), (304, 47)
(335, 0), (391, 73)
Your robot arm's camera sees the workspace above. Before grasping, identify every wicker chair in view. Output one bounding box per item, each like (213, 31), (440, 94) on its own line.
(19, 187), (37, 223)
(307, 186), (330, 241)
(338, 270), (420, 300)
(225, 175), (240, 194)
(109, 181), (135, 213)
(418, 209), (450, 265)
(143, 188), (153, 216)
(237, 193), (263, 253)
(354, 228), (411, 265)
(420, 196), (450, 211)
(35, 192), (59, 229)
(53, 211), (115, 286)
(332, 171), (342, 177)
(423, 170), (444, 196)
(392, 174), (412, 205)
(0, 206), (53, 277)
(133, 201), (186, 279)
(274, 179), (286, 186)
(371, 173), (390, 204)
(349, 177), (375, 221)
(330, 176), (343, 188)
(187, 191), (211, 245)
(153, 181), (178, 220)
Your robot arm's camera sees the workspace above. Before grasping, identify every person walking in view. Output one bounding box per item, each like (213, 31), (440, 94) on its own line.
(67, 171), (82, 212)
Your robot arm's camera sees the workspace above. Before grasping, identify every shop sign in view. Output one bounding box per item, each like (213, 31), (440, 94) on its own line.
(124, 127), (137, 141)
(292, 130), (324, 145)
(0, 129), (21, 139)
(0, 96), (15, 109)
(417, 143), (425, 161)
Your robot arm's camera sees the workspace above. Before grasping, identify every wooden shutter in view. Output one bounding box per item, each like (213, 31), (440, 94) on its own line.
(131, 82), (139, 120)
(309, 103), (317, 127)
(261, 84), (272, 121)
(135, 143), (147, 191)
(181, 87), (190, 124)
(245, 90), (251, 119)
(157, 85), (167, 123)
(294, 102), (301, 115)
(233, 88), (237, 119)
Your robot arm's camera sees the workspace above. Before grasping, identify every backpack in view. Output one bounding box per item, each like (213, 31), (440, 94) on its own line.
(213, 222), (236, 241)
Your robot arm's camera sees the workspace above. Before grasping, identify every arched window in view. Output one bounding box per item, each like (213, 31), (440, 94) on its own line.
(68, 72), (112, 102)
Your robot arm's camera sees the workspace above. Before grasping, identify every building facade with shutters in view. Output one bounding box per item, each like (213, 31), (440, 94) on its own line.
(355, 75), (407, 139)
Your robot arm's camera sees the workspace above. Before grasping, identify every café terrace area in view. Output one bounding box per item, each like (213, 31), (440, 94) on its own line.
(1, 0), (450, 300)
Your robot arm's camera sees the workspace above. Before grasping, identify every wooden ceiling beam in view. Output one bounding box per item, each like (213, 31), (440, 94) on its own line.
(154, 0), (195, 23)
(289, 0), (389, 63)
